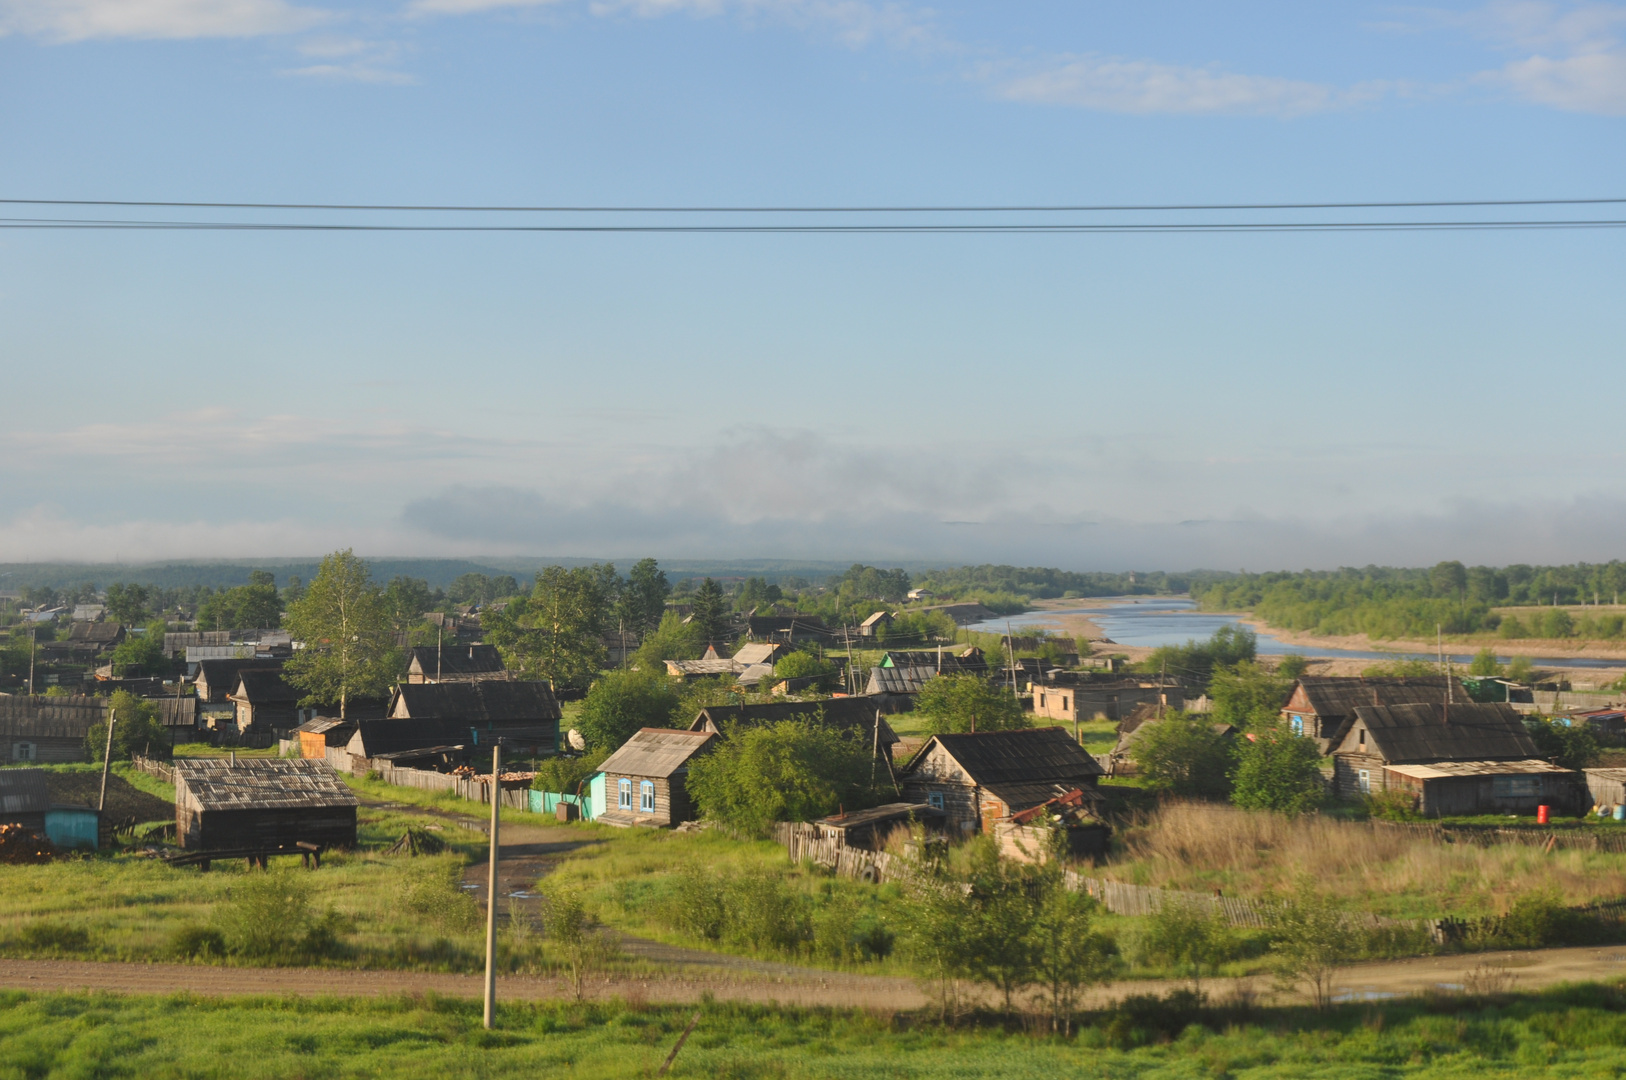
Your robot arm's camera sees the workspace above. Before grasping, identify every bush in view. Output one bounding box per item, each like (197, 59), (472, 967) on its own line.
(1208, 661), (1291, 728)
(686, 719), (881, 836)
(1525, 717), (1601, 771)
(532, 749), (607, 794)
(169, 924), (227, 960)
(218, 870), (314, 958)
(1130, 712), (1235, 799)
(1469, 647), (1504, 677)
(87, 690), (170, 762)
(772, 650), (842, 693)
(1138, 895), (1233, 991)
(1364, 787), (1421, 821)
(913, 673), (1027, 735)
(402, 859), (481, 934)
(1494, 891), (1593, 949)
(19, 921), (91, 953)
(1230, 722), (1325, 815)
(576, 670), (681, 752)
(724, 870), (811, 954)
(1142, 626), (1256, 691)
(659, 865), (727, 942)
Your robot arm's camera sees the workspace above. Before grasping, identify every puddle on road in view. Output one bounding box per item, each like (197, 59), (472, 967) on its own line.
(1332, 988), (1400, 1003)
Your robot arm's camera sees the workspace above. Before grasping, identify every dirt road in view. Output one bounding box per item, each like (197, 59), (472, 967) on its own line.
(4, 945), (1623, 1009)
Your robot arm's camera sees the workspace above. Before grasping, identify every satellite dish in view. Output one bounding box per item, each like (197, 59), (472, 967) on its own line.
(567, 728), (586, 752)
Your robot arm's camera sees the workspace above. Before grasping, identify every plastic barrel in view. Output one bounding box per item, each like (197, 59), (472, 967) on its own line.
(1537, 804), (1550, 825)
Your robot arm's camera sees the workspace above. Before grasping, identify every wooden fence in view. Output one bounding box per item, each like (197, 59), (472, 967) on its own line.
(129, 755), (174, 784)
(375, 765), (530, 809)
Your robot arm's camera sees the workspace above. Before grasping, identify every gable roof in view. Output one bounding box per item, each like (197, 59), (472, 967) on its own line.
(390, 681), (562, 724)
(1344, 701), (1538, 763)
(0, 769), (51, 816)
(732, 642), (790, 666)
(194, 657), (283, 692)
(231, 669), (298, 705)
(690, 697), (898, 746)
(67, 621), (124, 644)
(859, 611), (891, 628)
(174, 758), (359, 812)
(154, 697), (198, 727)
(1291, 676), (1461, 718)
(865, 665), (939, 695)
(0, 695), (108, 739)
(405, 644), (506, 679)
(904, 727), (1105, 787)
(598, 728), (717, 779)
(349, 718), (470, 758)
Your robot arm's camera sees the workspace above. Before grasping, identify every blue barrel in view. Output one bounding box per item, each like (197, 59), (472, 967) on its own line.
(1614, 805), (1624, 822)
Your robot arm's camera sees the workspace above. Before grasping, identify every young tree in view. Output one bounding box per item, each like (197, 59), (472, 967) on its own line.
(630, 611), (703, 670)
(1209, 660), (1291, 728)
(914, 673), (1027, 735)
(1230, 721), (1325, 814)
(576, 669), (680, 751)
(108, 621), (169, 677)
(1130, 712), (1235, 798)
(688, 578), (731, 645)
(1139, 894), (1231, 993)
(382, 576), (435, 635)
(87, 690), (169, 761)
(621, 558), (670, 632)
(1524, 717), (1600, 771)
(103, 583), (150, 625)
(772, 650), (842, 693)
(1276, 653), (1311, 680)
(540, 882), (615, 1000)
(1029, 863), (1117, 1033)
(485, 566), (609, 691)
(1270, 887), (1355, 1009)
(282, 550), (397, 719)
(686, 719), (879, 836)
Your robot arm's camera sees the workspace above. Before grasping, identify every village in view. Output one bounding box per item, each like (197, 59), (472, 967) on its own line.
(7, 552), (1626, 1062)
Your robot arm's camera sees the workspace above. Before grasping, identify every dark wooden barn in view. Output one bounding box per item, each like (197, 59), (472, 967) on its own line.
(596, 728), (717, 828)
(898, 727), (1106, 836)
(387, 680), (561, 756)
(173, 758), (358, 851)
(404, 644), (508, 684)
(1282, 676), (1466, 753)
(229, 670), (300, 733)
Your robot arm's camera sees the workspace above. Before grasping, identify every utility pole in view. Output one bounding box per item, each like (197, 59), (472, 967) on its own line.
(1005, 620), (1019, 701)
(27, 626), (36, 696)
(483, 740), (501, 1030)
(98, 710), (117, 812)
(844, 625), (858, 696)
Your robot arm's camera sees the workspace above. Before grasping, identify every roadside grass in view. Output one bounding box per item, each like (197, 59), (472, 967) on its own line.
(1108, 801), (1626, 920)
(171, 742), (279, 758)
(8, 983), (1626, 1078)
(342, 772), (564, 829)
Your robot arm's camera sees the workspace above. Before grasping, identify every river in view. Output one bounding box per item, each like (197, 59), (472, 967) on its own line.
(968, 598), (1623, 670)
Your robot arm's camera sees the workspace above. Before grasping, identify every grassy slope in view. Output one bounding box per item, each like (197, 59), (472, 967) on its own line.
(7, 985), (1626, 1078)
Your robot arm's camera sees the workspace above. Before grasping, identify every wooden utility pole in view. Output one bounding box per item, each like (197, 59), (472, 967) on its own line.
(483, 741), (502, 1030)
(437, 625), (443, 682)
(27, 626), (35, 696)
(1005, 620), (1019, 701)
(844, 626), (858, 696)
(98, 710), (117, 812)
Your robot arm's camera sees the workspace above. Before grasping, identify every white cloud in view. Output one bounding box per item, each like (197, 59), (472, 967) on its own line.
(407, 0), (563, 15)
(1493, 47), (1626, 110)
(1439, 2), (1626, 113)
(282, 35), (415, 81)
(992, 55), (1362, 117)
(0, 0), (327, 40)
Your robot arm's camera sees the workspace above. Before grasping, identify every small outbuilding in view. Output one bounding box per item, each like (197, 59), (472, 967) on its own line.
(897, 727), (1106, 835)
(814, 802), (944, 851)
(404, 644), (508, 684)
(596, 728), (717, 828)
(173, 758), (359, 851)
(229, 670), (300, 733)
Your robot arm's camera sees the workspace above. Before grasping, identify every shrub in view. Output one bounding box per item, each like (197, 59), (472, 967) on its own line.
(1494, 891), (1592, 949)
(1364, 787), (1421, 821)
(532, 749), (607, 794)
(1469, 647), (1504, 677)
(772, 650), (842, 693)
(169, 924), (227, 960)
(913, 673), (1027, 735)
(19, 921), (91, 953)
(686, 719), (880, 836)
(402, 859), (481, 934)
(577, 670), (681, 752)
(218, 870), (313, 958)
(659, 865), (726, 941)
(1138, 895), (1233, 991)
(723, 870), (810, 954)
(1230, 722), (1325, 815)
(1524, 717), (1601, 771)
(1130, 712), (1235, 799)
(1209, 661), (1291, 728)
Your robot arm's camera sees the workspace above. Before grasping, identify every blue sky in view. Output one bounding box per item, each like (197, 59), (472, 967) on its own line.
(1, 1), (1623, 570)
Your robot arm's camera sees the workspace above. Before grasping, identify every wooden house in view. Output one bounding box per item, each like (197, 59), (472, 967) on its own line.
(744, 615), (831, 643)
(732, 642), (792, 668)
(194, 657), (284, 704)
(404, 644), (507, 683)
(857, 611), (892, 637)
(296, 717), (357, 760)
(0, 695), (107, 763)
(689, 698), (900, 761)
(229, 670), (300, 733)
(897, 727), (1106, 835)
(173, 758), (358, 851)
(387, 680), (561, 755)
(596, 728), (717, 828)
(1282, 676), (1464, 753)
(65, 620), (124, 658)
(1034, 680), (1179, 724)
(1330, 701), (1583, 814)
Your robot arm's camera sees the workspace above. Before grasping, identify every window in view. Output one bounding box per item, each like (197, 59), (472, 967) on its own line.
(1493, 776), (1541, 798)
(1357, 769), (1371, 794)
(927, 791), (945, 810)
(640, 780), (656, 813)
(618, 778), (632, 810)
(1289, 714), (1304, 736)
(1357, 727), (1366, 749)
(1038, 693), (1046, 708)
(1062, 696), (1069, 711)
(12, 742), (34, 761)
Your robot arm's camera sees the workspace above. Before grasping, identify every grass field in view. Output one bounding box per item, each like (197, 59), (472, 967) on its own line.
(7, 983), (1626, 1078)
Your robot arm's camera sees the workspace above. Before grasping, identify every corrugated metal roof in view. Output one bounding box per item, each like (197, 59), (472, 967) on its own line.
(174, 758), (359, 811)
(0, 769), (51, 815)
(599, 728), (716, 779)
(1384, 758), (1576, 780)
(1351, 701), (1538, 763)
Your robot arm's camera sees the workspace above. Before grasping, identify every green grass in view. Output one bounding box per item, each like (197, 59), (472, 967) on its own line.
(171, 743), (278, 758)
(342, 772), (564, 829)
(8, 984), (1626, 1078)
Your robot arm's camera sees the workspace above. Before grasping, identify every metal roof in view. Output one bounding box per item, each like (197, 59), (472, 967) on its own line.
(1349, 701), (1538, 763)
(174, 758), (359, 812)
(1383, 758), (1577, 780)
(904, 727), (1106, 787)
(598, 728), (716, 779)
(0, 769), (51, 816)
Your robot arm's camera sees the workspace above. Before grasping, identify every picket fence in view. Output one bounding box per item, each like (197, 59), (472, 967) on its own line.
(130, 755), (174, 784)
(375, 765), (530, 809)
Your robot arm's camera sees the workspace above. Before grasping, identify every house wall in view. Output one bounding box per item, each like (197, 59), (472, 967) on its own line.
(177, 803), (358, 851)
(1403, 772), (1583, 817)
(9, 736), (90, 764)
(601, 771), (687, 827)
(899, 743), (982, 832)
(1333, 752), (1393, 799)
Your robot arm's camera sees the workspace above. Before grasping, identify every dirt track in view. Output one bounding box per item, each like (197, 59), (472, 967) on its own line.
(4, 945), (1624, 1009)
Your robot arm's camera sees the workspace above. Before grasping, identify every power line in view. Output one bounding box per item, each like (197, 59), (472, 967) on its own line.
(3, 216), (1624, 233)
(2, 196), (1624, 213)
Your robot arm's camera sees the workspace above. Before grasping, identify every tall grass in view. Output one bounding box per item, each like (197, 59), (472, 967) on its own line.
(1112, 802), (1626, 918)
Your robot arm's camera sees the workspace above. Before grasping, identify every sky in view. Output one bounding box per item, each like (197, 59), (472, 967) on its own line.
(1, 0), (1623, 572)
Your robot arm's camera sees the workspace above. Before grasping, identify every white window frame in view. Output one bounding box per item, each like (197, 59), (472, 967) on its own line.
(640, 780), (656, 813)
(618, 778), (632, 810)
(1357, 769), (1371, 794)
(1289, 714), (1304, 736)
(12, 741), (35, 761)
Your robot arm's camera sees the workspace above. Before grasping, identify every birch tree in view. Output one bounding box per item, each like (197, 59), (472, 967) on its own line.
(283, 550), (397, 719)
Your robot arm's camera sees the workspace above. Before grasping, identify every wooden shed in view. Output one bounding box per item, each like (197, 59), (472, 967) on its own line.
(1585, 768), (1626, 808)
(1382, 759), (1585, 817)
(173, 758), (358, 851)
(405, 644), (508, 684)
(229, 670), (300, 733)
(814, 802), (944, 851)
(897, 727), (1106, 836)
(596, 728), (717, 828)
(296, 717), (356, 760)
(0, 768), (50, 834)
